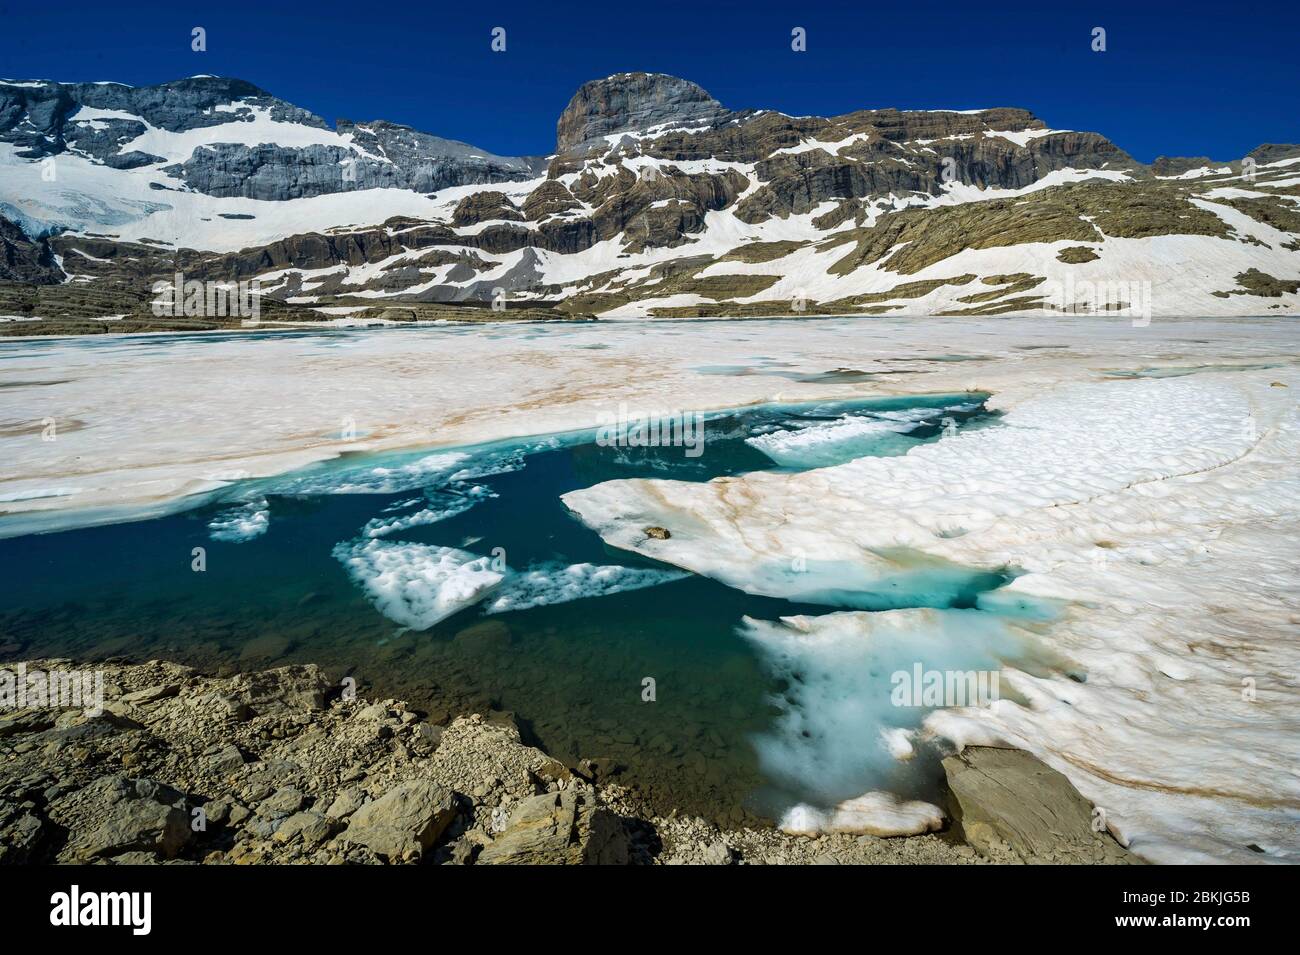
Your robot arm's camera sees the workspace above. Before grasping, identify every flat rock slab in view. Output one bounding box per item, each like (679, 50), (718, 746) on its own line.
(943, 746), (1136, 864)
(120, 683), (180, 705)
(55, 775), (191, 862)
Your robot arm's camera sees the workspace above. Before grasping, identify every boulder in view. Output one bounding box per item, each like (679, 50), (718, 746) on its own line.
(453, 619), (512, 655)
(699, 840), (734, 865)
(260, 786), (305, 816)
(202, 742), (246, 775)
(325, 786), (366, 820)
(476, 790), (630, 865)
(60, 776), (191, 862)
(343, 780), (458, 861)
(942, 746), (1135, 864)
(0, 809), (45, 864)
(273, 811), (334, 847)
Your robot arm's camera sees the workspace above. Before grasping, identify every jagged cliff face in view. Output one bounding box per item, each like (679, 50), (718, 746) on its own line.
(0, 76), (541, 204)
(1, 71), (1298, 326)
(0, 214), (60, 283)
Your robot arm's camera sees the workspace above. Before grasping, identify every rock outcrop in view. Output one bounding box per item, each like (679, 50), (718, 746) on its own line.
(166, 131), (541, 201)
(0, 76), (318, 160)
(0, 657), (1017, 865)
(0, 215), (61, 284)
(452, 191), (526, 227)
(476, 789), (630, 865)
(342, 780), (458, 861)
(0, 75), (540, 201)
(556, 72), (734, 153)
(942, 746), (1136, 864)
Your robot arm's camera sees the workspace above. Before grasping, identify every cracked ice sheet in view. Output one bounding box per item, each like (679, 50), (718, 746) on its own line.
(562, 372), (1300, 863)
(2, 317), (1295, 537)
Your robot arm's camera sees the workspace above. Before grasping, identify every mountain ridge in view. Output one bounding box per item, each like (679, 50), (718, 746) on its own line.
(1, 70), (1298, 330)
(4, 71), (1290, 183)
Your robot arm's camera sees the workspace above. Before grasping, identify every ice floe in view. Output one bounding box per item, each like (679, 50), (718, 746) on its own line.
(207, 498), (270, 542)
(562, 377), (1254, 586)
(278, 451), (473, 496)
(483, 562), (688, 614)
(332, 539), (504, 630)
(360, 486), (495, 538)
(745, 407), (939, 468)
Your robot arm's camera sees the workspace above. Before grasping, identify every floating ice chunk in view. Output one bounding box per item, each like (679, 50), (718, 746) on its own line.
(266, 451), (472, 496)
(444, 445), (537, 482)
(745, 413), (922, 468)
(361, 505), (463, 538)
(208, 498), (269, 542)
(329, 451), (472, 494)
(780, 791), (944, 836)
(269, 440), (562, 498)
(556, 480), (1007, 609)
(483, 561), (688, 614)
(360, 486), (494, 538)
(332, 538), (504, 630)
(880, 727), (916, 761)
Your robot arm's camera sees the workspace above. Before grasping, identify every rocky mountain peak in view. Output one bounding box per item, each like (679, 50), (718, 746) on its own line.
(555, 72), (732, 153)
(2, 71), (1296, 327)
(0, 75), (327, 163)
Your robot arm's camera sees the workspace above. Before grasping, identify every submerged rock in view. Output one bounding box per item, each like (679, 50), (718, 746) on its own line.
(452, 619), (513, 655)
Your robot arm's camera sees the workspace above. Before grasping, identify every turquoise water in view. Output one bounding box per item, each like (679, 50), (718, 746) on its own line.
(0, 391), (1031, 824)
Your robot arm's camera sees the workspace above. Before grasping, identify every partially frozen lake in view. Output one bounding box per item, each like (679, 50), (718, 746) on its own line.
(1, 316), (1297, 861)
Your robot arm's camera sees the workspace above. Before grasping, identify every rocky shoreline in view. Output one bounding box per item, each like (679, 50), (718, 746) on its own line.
(0, 658), (1136, 865)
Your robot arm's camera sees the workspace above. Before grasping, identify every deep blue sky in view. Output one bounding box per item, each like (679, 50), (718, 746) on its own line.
(2, 0), (1295, 162)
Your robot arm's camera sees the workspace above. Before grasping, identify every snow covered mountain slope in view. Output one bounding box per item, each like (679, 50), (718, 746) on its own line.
(2, 72), (1298, 328)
